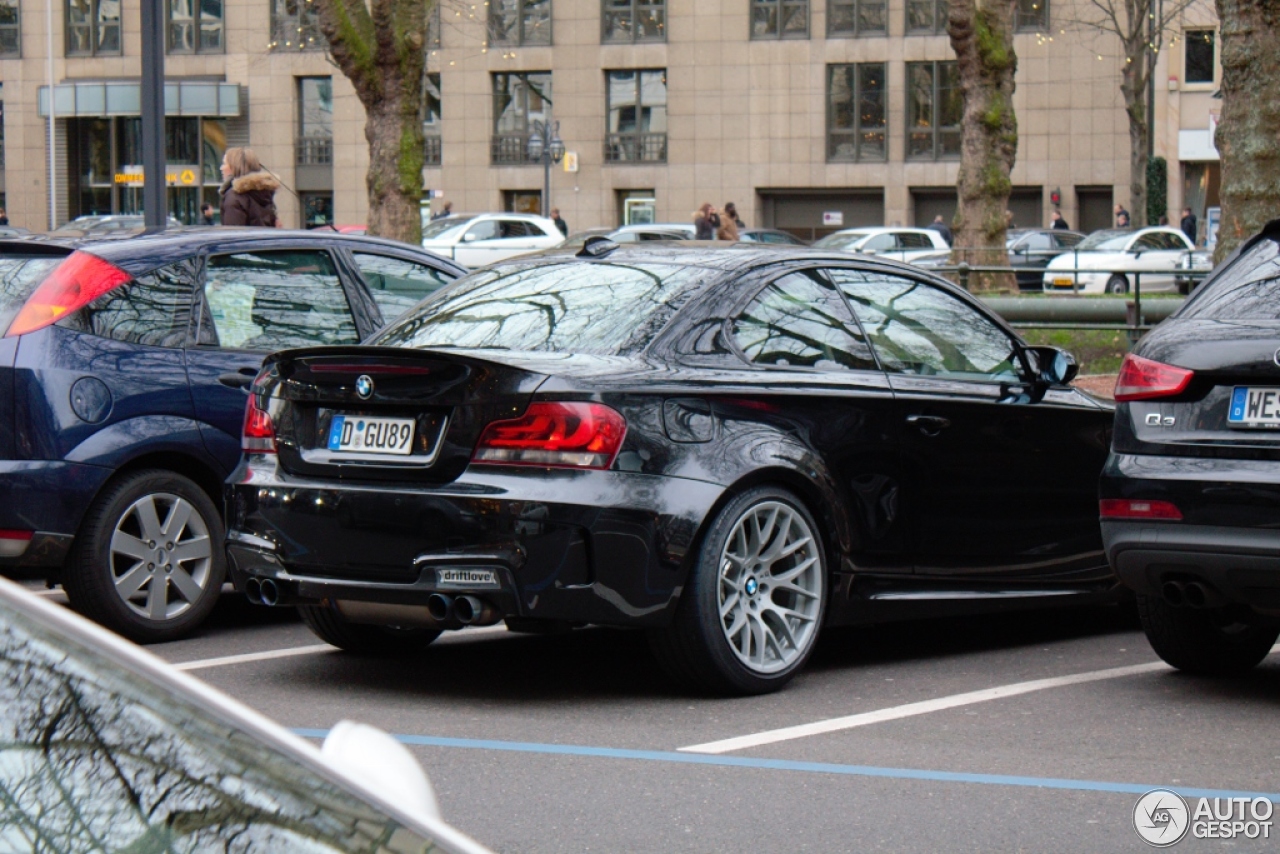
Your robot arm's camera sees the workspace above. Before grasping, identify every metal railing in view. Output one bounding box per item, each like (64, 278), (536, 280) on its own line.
(490, 134), (537, 165)
(295, 136), (333, 166)
(604, 133), (667, 163)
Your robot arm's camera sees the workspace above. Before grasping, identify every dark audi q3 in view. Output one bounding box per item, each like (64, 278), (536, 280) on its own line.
(227, 241), (1115, 694)
(1101, 220), (1280, 675)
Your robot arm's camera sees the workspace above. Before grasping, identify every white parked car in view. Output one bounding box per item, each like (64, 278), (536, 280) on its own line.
(1042, 227), (1194, 294)
(811, 227), (951, 263)
(421, 213), (563, 266)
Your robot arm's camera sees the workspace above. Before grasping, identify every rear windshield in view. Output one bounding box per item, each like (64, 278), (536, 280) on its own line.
(1179, 235), (1280, 319)
(0, 256), (67, 333)
(374, 261), (709, 355)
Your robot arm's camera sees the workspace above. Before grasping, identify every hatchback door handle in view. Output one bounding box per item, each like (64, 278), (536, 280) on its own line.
(217, 367), (258, 390)
(906, 414), (951, 436)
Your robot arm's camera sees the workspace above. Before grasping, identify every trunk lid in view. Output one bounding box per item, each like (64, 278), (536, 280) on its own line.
(1118, 319), (1280, 458)
(264, 346), (550, 483)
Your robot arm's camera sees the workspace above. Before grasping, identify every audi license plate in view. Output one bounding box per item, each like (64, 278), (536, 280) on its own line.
(327, 415), (416, 454)
(436, 568), (500, 589)
(1228, 387), (1280, 428)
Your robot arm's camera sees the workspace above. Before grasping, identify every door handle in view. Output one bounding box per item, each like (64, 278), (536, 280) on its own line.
(906, 414), (951, 436)
(217, 367), (259, 390)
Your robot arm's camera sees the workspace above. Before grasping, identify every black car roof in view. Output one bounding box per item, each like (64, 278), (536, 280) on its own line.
(0, 227), (466, 275)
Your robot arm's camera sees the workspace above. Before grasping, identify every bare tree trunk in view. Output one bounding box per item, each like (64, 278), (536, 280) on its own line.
(1214, 0), (1280, 261)
(1120, 20), (1150, 228)
(949, 0), (1018, 292)
(315, 0), (428, 243)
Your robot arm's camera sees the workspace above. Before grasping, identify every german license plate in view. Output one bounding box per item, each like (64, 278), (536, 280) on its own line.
(1052, 278), (1074, 287)
(1228, 387), (1280, 428)
(327, 414), (415, 454)
(436, 568), (500, 589)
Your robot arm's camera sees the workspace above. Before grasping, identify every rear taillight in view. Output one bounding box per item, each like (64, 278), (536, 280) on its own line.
(1099, 499), (1183, 520)
(472, 402), (627, 470)
(1113, 354), (1194, 401)
(4, 251), (132, 338)
(0, 529), (32, 558)
(242, 398), (277, 454)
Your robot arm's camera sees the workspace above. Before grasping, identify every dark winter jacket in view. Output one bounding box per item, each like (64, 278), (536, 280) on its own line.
(220, 170), (280, 227)
(695, 213), (720, 240)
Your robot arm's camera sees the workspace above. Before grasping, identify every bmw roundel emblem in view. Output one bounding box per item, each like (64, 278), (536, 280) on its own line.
(355, 374), (374, 399)
(1273, 348), (1280, 368)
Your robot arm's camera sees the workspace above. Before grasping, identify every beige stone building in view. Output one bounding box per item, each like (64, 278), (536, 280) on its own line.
(0, 0), (1222, 241)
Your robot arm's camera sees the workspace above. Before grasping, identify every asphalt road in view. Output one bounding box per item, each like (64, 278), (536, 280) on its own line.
(23, 582), (1280, 852)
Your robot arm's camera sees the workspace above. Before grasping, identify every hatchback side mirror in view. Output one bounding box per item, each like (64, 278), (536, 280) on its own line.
(463, 232), (480, 242)
(1024, 345), (1078, 387)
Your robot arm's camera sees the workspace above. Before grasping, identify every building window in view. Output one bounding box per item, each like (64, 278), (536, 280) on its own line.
(828, 0), (885, 36)
(602, 0), (664, 43)
(423, 73), (441, 167)
(906, 61), (961, 160)
(296, 77), (333, 166)
(66, 0), (120, 55)
(752, 0), (808, 38)
(491, 72), (552, 165)
(1014, 0), (1047, 30)
(0, 0), (20, 56)
(270, 0), (323, 51)
(827, 63), (886, 162)
(905, 0), (945, 33)
(605, 69), (667, 163)
(1185, 30), (1215, 84)
(490, 0), (551, 46)
(168, 0), (223, 53)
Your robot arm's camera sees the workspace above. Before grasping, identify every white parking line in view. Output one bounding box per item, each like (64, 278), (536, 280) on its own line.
(682, 660), (1180, 754)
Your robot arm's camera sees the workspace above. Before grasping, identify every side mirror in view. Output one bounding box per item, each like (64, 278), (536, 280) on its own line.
(462, 232), (480, 242)
(322, 720), (441, 821)
(1024, 345), (1078, 387)
(862, 248), (878, 256)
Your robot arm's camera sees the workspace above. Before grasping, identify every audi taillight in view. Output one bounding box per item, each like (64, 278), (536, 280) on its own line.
(1113, 354), (1194, 402)
(5, 251), (133, 338)
(472, 402), (627, 470)
(1099, 499), (1183, 520)
(242, 397), (277, 454)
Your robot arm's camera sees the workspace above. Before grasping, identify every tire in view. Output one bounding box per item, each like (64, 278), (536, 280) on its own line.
(1137, 595), (1280, 675)
(1106, 274), (1129, 294)
(299, 603), (442, 655)
(649, 486), (827, 695)
(63, 469), (225, 644)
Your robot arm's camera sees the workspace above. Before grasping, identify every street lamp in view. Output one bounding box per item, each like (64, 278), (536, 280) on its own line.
(527, 119), (565, 217)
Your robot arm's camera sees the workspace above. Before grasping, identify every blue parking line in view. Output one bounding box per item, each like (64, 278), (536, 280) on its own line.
(292, 729), (1280, 802)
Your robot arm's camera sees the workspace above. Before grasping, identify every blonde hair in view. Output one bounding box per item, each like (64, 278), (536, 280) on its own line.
(222, 147), (262, 179)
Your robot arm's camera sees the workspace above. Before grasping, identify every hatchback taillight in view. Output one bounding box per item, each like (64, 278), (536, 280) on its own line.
(1099, 499), (1183, 520)
(472, 402), (626, 470)
(4, 251), (133, 338)
(0, 529), (32, 558)
(1113, 354), (1194, 402)
(242, 398), (277, 454)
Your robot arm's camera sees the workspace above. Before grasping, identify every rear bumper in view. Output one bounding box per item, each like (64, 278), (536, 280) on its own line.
(225, 462), (726, 628)
(0, 460), (113, 568)
(1100, 452), (1280, 609)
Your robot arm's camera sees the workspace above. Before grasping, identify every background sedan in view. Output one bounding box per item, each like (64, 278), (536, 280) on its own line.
(421, 213), (563, 266)
(1042, 227), (1193, 294)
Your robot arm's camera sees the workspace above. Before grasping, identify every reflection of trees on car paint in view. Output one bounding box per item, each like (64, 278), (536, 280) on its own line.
(65, 262), (197, 349)
(378, 262), (706, 355)
(731, 271), (876, 371)
(351, 252), (455, 318)
(0, 615), (436, 852)
(1179, 237), (1280, 320)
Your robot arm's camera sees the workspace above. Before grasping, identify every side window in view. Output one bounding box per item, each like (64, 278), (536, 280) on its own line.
(1162, 233), (1189, 250)
(1135, 233), (1164, 251)
(464, 220), (500, 241)
(862, 233), (896, 252)
(498, 220), (532, 239)
(900, 233), (933, 249)
(830, 270), (1020, 381)
(1021, 233), (1054, 251)
(203, 250), (358, 351)
(731, 270), (877, 371)
(63, 260), (196, 348)
(1053, 232), (1083, 249)
(352, 252), (457, 319)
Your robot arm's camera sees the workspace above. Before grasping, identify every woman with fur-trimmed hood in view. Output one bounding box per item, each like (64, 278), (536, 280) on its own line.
(219, 147), (280, 227)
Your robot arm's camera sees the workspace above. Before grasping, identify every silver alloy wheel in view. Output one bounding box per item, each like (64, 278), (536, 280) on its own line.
(108, 492), (213, 622)
(717, 500), (823, 674)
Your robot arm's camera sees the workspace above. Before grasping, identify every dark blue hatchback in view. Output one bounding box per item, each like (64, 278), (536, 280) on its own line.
(0, 228), (464, 642)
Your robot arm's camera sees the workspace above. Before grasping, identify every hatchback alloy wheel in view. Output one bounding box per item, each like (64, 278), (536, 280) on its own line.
(109, 492), (213, 622)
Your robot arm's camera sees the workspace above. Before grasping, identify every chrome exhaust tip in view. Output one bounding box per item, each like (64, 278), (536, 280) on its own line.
(426, 593), (454, 623)
(259, 578), (280, 607)
(454, 595), (501, 626)
(244, 577), (262, 605)
(1183, 582), (1208, 608)
(1162, 581), (1185, 607)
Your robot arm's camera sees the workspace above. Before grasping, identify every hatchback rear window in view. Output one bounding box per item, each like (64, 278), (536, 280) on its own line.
(0, 256), (67, 334)
(374, 261), (708, 355)
(1179, 236), (1280, 319)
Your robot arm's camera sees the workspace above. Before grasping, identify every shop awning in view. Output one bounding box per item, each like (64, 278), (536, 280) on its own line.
(37, 81), (240, 117)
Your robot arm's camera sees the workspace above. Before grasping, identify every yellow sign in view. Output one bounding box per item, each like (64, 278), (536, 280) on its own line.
(179, 169), (196, 185)
(112, 166), (201, 186)
(563, 151), (579, 173)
